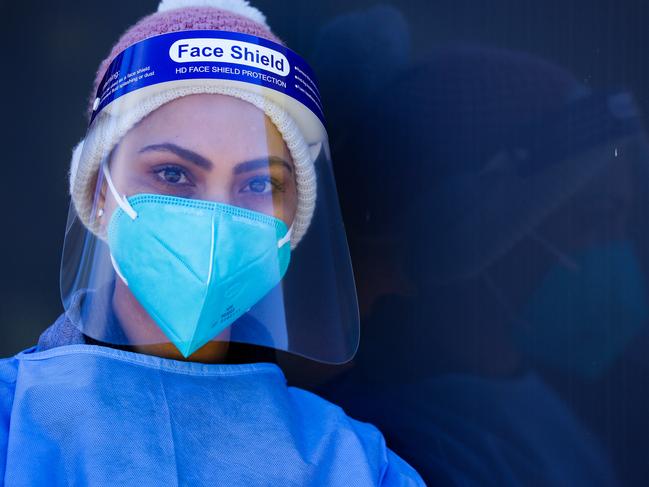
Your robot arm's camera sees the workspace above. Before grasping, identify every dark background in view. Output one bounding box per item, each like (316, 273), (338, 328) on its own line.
(2, 0), (649, 353)
(4, 2), (649, 486)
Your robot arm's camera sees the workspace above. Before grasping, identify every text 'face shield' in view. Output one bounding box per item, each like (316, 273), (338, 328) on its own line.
(60, 30), (359, 363)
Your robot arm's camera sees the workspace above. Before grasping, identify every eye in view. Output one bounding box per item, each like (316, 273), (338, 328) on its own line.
(240, 176), (277, 195)
(154, 165), (190, 185)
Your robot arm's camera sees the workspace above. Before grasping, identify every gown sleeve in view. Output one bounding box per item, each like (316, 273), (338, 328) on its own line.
(0, 356), (18, 483)
(379, 448), (427, 486)
(341, 399), (426, 486)
(287, 385), (427, 486)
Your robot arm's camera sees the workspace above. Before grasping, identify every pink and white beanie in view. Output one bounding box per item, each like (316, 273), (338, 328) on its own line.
(69, 0), (317, 248)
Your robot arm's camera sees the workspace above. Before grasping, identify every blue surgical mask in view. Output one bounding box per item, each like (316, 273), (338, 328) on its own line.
(514, 239), (649, 379)
(102, 163), (292, 357)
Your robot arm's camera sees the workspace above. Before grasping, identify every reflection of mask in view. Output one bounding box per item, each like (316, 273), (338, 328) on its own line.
(103, 167), (291, 358)
(515, 241), (648, 379)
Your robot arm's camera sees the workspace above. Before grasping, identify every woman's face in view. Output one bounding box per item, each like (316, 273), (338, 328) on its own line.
(96, 93), (297, 361)
(101, 93), (297, 228)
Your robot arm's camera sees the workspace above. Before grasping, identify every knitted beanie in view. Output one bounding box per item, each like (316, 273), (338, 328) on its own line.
(69, 0), (317, 248)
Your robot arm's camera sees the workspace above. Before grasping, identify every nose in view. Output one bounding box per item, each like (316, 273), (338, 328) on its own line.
(199, 174), (233, 206)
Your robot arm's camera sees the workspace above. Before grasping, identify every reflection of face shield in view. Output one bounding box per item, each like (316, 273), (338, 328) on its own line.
(416, 90), (649, 285)
(60, 30), (359, 362)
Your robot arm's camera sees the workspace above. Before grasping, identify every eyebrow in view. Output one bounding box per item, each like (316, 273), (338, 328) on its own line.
(139, 143), (293, 174)
(139, 143), (213, 169)
(234, 156), (293, 175)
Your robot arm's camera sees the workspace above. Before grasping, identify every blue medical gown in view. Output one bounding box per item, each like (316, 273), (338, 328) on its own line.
(0, 345), (424, 486)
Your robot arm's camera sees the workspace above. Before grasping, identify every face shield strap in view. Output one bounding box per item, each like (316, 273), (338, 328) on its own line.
(101, 161), (138, 220)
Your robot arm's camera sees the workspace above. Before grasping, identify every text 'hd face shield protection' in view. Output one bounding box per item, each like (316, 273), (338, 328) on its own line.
(60, 30), (359, 363)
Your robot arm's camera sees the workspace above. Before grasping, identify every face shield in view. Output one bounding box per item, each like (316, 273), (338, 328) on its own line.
(60, 30), (359, 363)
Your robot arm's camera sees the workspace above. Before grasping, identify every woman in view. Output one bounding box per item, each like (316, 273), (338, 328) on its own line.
(0, 1), (424, 485)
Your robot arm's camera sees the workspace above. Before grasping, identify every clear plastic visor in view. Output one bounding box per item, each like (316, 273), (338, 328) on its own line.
(60, 86), (359, 363)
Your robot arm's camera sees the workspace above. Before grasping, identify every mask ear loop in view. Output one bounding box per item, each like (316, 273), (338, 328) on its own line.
(277, 225), (293, 248)
(101, 161), (138, 220)
(99, 160), (134, 286)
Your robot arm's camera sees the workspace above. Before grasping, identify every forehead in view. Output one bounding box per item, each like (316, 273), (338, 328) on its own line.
(119, 93), (290, 163)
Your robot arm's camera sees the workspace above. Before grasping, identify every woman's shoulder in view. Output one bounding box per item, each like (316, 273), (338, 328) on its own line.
(287, 384), (383, 434)
(286, 385), (426, 486)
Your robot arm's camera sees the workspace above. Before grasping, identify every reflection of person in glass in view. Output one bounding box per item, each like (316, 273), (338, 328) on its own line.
(0, 1), (425, 485)
(328, 45), (649, 485)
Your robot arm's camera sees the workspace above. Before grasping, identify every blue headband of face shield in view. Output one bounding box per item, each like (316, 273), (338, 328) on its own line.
(101, 162), (293, 357)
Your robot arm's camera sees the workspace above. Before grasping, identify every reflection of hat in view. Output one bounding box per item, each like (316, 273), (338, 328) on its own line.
(372, 46), (644, 283)
(69, 0), (316, 248)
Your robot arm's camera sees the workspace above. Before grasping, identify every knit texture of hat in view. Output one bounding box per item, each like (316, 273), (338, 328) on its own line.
(69, 0), (317, 248)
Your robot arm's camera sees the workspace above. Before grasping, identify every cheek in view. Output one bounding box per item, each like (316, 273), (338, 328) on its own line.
(278, 182), (298, 228)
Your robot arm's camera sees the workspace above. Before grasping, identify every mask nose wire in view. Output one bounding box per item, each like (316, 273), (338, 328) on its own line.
(101, 160), (138, 220)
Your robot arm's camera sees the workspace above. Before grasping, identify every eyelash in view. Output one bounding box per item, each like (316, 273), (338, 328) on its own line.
(240, 175), (285, 195)
(152, 165), (193, 187)
(150, 165), (286, 196)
